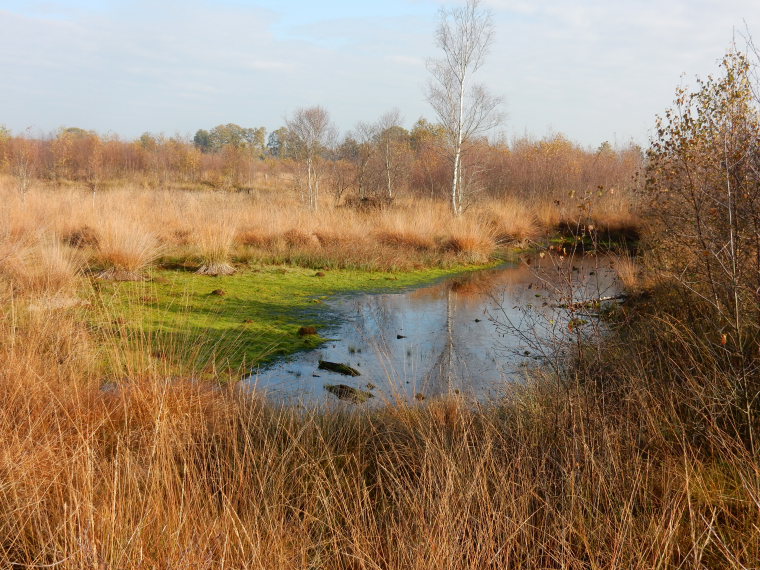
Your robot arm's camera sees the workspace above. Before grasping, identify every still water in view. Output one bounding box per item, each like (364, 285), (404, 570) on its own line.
(247, 255), (621, 405)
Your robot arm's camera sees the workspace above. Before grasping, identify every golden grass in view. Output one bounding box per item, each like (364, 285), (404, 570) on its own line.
(613, 252), (640, 291)
(475, 197), (541, 243)
(0, 295), (756, 568)
(95, 218), (161, 279)
(0, 176), (640, 274)
(375, 229), (437, 252)
(0, 233), (81, 295)
(0, 178), (758, 568)
(193, 218), (238, 275)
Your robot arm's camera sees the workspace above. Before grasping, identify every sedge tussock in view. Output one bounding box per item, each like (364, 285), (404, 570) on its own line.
(193, 220), (238, 276)
(477, 200), (540, 243)
(0, 235), (82, 295)
(0, 180), (640, 273)
(613, 252), (640, 291)
(96, 219), (161, 280)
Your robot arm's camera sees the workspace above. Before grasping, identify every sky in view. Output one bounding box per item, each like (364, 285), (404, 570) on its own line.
(1, 0), (760, 148)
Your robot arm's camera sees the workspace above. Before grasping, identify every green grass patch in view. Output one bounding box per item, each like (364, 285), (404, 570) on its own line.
(90, 262), (494, 377)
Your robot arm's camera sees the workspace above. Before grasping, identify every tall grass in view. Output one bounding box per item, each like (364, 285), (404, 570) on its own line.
(0, 233), (81, 295)
(0, 176), (639, 272)
(613, 251), (640, 291)
(95, 218), (161, 280)
(0, 258), (757, 567)
(7, 175), (754, 568)
(194, 222), (238, 276)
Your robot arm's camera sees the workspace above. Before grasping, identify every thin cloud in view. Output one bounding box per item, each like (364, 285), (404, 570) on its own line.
(0, 0), (759, 145)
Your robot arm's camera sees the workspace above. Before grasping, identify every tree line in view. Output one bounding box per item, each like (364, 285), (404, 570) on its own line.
(0, 0), (642, 212)
(0, 120), (641, 208)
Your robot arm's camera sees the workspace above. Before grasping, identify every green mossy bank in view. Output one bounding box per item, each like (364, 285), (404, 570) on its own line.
(92, 262), (496, 377)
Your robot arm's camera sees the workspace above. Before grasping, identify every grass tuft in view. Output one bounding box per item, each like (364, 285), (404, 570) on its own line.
(96, 219), (161, 279)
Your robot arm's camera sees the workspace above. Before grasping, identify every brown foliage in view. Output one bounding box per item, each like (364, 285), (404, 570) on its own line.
(645, 49), (760, 341)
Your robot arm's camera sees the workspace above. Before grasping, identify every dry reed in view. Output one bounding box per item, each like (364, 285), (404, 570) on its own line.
(0, 177), (757, 568)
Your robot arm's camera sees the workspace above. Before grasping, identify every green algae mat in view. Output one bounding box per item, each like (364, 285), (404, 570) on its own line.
(90, 264), (491, 377)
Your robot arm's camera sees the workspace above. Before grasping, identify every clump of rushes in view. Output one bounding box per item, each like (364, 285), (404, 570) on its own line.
(195, 223), (237, 276)
(374, 229), (437, 252)
(0, 237), (81, 295)
(613, 252), (640, 292)
(477, 198), (540, 244)
(96, 220), (161, 281)
(442, 222), (496, 262)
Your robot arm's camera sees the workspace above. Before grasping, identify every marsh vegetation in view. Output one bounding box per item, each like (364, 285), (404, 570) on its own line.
(1, 16), (759, 569)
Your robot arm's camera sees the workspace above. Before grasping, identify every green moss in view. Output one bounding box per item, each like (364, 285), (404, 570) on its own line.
(91, 262), (493, 377)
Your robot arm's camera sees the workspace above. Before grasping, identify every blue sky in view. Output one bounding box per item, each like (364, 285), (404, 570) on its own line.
(2, 0), (759, 147)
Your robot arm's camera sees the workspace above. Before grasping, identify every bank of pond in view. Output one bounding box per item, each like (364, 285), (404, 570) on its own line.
(91, 251), (623, 404)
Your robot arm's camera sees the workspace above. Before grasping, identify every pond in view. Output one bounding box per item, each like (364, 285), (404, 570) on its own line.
(247, 254), (622, 405)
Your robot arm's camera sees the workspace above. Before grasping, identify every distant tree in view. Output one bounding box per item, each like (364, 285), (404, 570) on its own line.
(0, 125), (10, 166)
(267, 127), (289, 158)
(10, 134), (39, 200)
(243, 126), (267, 157)
(410, 118), (446, 152)
(410, 118), (448, 198)
(351, 121), (378, 198)
(51, 131), (72, 181)
(61, 127), (90, 138)
(337, 135), (360, 163)
(427, 0), (503, 215)
(50, 127), (101, 185)
(597, 140), (614, 155)
(138, 132), (158, 151)
(193, 124), (267, 155)
(285, 106), (336, 211)
(210, 124), (246, 149)
(193, 129), (213, 153)
(83, 133), (104, 199)
(333, 136), (364, 202)
(326, 159), (354, 205)
(374, 109), (409, 200)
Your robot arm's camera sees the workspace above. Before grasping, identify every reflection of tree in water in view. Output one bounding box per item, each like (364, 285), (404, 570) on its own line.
(350, 296), (399, 341)
(253, 259), (622, 404)
(428, 272), (549, 398)
(348, 287), (461, 399)
(422, 283), (499, 398)
(342, 294), (417, 385)
(423, 288), (458, 397)
(329, 266), (572, 401)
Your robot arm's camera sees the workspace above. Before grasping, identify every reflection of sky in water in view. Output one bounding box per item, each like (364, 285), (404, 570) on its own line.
(247, 255), (621, 405)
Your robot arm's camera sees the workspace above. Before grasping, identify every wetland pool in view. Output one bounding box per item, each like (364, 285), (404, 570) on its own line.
(247, 255), (621, 405)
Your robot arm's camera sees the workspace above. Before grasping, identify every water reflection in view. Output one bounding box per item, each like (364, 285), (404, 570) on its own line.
(247, 255), (621, 405)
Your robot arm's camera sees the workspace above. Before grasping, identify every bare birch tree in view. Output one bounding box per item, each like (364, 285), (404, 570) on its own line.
(375, 109), (404, 201)
(10, 135), (38, 202)
(286, 106), (336, 211)
(427, 0), (502, 215)
(352, 121), (377, 199)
